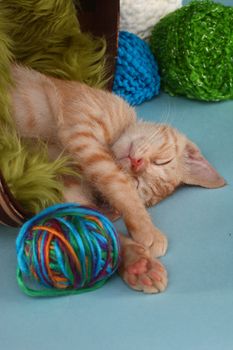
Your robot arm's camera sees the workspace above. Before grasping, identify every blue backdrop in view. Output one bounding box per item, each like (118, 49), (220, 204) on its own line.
(0, 1), (232, 349)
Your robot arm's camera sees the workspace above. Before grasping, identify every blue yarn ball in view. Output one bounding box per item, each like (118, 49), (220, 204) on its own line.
(113, 31), (160, 106)
(16, 203), (120, 297)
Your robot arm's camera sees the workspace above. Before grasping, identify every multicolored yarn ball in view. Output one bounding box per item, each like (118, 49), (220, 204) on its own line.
(120, 0), (182, 41)
(113, 31), (160, 106)
(150, 0), (233, 101)
(16, 203), (120, 297)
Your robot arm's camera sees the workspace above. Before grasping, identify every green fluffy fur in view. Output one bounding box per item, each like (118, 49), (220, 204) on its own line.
(0, 7), (13, 126)
(0, 0), (106, 215)
(0, 0), (107, 87)
(0, 127), (75, 213)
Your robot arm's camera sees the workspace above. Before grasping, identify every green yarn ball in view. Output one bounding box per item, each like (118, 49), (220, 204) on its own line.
(150, 0), (233, 101)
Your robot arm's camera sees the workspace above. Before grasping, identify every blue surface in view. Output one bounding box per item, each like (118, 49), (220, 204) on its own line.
(0, 1), (233, 349)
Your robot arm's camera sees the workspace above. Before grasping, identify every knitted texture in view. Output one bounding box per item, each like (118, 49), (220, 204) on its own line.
(113, 31), (160, 106)
(16, 203), (120, 297)
(120, 0), (182, 41)
(150, 0), (233, 101)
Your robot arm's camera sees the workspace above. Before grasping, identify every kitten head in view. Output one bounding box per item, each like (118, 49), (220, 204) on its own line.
(111, 122), (225, 206)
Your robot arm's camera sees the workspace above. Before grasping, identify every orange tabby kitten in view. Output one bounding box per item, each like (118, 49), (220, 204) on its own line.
(10, 65), (225, 293)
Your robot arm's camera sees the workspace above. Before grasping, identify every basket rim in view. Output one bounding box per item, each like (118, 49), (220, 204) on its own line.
(0, 170), (33, 227)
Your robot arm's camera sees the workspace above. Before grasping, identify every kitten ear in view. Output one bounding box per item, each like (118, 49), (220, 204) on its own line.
(182, 142), (226, 188)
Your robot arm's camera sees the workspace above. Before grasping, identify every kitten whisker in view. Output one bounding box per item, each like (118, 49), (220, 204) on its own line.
(160, 99), (175, 130)
(136, 128), (164, 157)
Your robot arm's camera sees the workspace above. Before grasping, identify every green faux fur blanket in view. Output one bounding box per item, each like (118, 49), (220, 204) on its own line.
(0, 6), (13, 126)
(0, 0), (107, 214)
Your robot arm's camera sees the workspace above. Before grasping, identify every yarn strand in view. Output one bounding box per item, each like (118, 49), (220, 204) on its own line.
(16, 268), (107, 297)
(16, 203), (120, 297)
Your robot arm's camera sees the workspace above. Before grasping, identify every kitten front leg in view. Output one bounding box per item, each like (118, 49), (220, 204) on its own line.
(63, 176), (168, 291)
(62, 177), (168, 292)
(59, 128), (167, 251)
(62, 176), (121, 221)
(62, 177), (167, 257)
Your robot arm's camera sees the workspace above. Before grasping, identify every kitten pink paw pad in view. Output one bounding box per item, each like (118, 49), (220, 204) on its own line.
(121, 255), (168, 294)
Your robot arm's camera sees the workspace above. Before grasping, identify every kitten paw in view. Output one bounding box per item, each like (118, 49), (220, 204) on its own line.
(150, 231), (168, 258)
(119, 244), (168, 293)
(129, 224), (168, 256)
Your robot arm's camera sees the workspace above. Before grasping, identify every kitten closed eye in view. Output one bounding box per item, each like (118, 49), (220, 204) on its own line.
(152, 159), (173, 166)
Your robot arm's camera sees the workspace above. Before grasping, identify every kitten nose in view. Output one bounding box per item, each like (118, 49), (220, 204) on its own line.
(129, 157), (144, 171)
